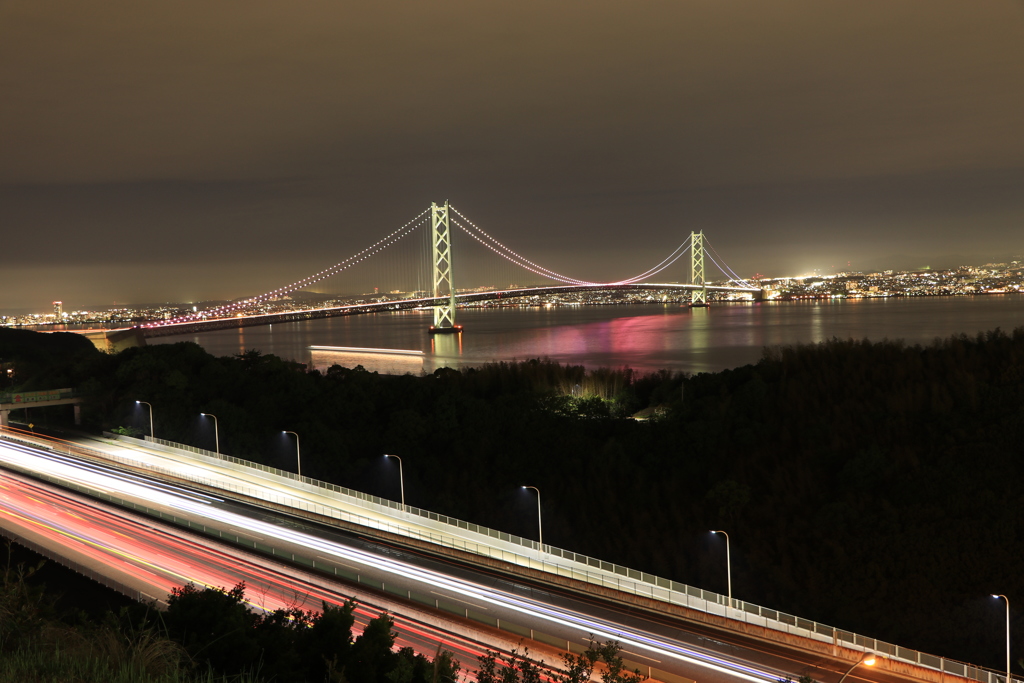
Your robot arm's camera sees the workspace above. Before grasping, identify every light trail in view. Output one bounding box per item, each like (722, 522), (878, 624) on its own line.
(0, 440), (789, 683)
(179, 499), (779, 683)
(0, 440), (222, 508)
(309, 345), (425, 356)
(0, 466), (498, 669)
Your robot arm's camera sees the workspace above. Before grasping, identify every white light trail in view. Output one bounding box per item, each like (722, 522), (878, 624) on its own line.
(308, 345), (425, 356)
(155, 495), (782, 683)
(0, 440), (785, 683)
(0, 442), (222, 508)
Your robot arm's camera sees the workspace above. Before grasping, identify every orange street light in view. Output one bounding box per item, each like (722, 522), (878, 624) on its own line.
(836, 654), (877, 683)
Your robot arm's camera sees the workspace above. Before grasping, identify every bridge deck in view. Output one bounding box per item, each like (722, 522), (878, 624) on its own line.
(139, 283), (763, 338)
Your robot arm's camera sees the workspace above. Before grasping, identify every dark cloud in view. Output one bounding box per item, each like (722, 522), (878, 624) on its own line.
(2, 1), (1023, 308)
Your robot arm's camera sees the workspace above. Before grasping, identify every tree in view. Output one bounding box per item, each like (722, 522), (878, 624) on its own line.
(589, 640), (646, 683)
(252, 606), (315, 682)
(553, 647), (598, 683)
(476, 646), (542, 683)
(162, 582), (260, 676)
(303, 599), (358, 682)
(0, 545), (55, 649)
(346, 612), (398, 683)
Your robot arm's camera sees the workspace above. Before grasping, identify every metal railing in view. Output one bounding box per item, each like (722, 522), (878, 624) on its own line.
(140, 434), (547, 552)
(1, 428), (1015, 683)
(0, 460), (690, 683)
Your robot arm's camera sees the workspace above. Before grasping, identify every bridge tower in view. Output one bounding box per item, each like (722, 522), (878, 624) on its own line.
(430, 201), (461, 333)
(690, 230), (708, 307)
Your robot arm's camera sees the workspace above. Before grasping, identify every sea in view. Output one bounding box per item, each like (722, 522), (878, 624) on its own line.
(149, 295), (1024, 376)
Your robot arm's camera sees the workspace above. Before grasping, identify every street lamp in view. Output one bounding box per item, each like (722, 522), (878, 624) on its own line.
(993, 594), (1011, 683)
(836, 654), (877, 683)
(710, 530), (732, 608)
(284, 431), (301, 477)
(135, 400), (153, 439)
(200, 412), (219, 454)
(384, 454), (404, 511)
(522, 486), (543, 553)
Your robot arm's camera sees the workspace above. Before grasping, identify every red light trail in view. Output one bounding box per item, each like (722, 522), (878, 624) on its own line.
(0, 469), (497, 670)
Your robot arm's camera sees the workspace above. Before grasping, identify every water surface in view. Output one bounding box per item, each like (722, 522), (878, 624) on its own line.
(152, 296), (1024, 375)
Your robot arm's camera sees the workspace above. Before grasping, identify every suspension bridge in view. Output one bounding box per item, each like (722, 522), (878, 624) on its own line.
(139, 202), (763, 338)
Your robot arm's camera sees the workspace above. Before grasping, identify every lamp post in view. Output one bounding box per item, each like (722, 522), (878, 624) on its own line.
(135, 400), (153, 439)
(200, 412), (219, 454)
(993, 594), (1011, 683)
(284, 431), (301, 477)
(523, 486), (543, 553)
(836, 654), (877, 683)
(711, 530), (732, 608)
(384, 454), (404, 511)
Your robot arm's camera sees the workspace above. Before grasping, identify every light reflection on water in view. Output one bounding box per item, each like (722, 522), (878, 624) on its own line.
(309, 350), (424, 376)
(154, 296), (1024, 375)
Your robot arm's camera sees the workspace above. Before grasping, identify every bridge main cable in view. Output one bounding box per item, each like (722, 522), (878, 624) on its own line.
(450, 205), (694, 287)
(145, 202), (756, 332)
(146, 209), (430, 328)
(704, 237), (759, 290)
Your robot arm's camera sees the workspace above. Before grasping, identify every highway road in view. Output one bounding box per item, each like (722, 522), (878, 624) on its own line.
(18, 428), (647, 589)
(0, 437), (914, 683)
(0, 463), (548, 675)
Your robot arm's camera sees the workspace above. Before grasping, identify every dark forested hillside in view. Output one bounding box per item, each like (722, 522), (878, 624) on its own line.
(3, 326), (1023, 671)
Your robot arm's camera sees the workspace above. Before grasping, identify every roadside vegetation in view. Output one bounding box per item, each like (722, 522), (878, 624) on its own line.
(1, 541), (644, 682)
(3, 326), (1024, 670)
(0, 544), (240, 683)
(0, 542), (460, 682)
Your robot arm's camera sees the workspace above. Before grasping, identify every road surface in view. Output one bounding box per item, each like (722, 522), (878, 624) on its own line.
(0, 437), (918, 683)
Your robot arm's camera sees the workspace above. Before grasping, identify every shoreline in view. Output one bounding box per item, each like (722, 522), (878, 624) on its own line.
(8, 290), (1024, 332)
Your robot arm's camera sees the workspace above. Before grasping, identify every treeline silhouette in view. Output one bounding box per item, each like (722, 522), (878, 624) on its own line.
(2, 541), (636, 683)
(0, 541), (458, 682)
(3, 326), (1024, 671)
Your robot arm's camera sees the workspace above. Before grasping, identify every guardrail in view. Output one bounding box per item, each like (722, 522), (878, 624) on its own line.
(139, 434), (553, 552)
(0, 453), (688, 683)
(1, 428), (1015, 683)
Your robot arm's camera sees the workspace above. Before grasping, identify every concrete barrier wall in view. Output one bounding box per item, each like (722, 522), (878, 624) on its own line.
(0, 526), (162, 608)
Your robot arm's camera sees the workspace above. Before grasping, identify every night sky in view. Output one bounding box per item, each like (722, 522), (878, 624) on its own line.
(3, 2), (1023, 310)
